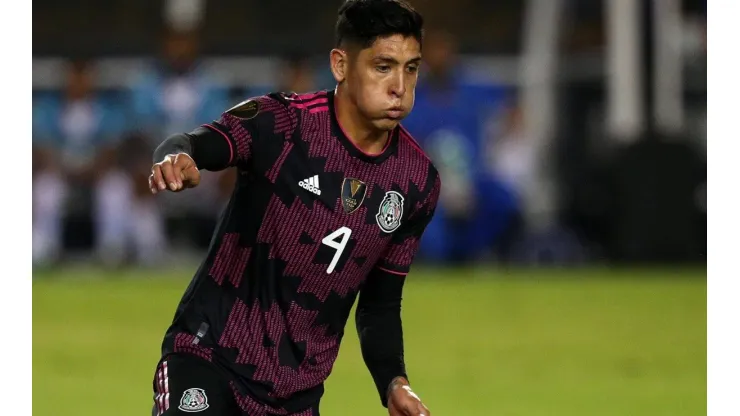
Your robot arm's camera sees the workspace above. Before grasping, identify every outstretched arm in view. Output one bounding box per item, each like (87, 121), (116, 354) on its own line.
(149, 126), (233, 193)
(152, 125), (235, 171)
(148, 95), (280, 193)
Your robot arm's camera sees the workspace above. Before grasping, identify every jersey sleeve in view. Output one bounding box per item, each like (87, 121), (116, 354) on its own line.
(375, 171), (441, 275)
(199, 94), (296, 170)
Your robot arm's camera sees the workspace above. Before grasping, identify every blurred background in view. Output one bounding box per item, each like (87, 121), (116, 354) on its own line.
(32, 0), (706, 415)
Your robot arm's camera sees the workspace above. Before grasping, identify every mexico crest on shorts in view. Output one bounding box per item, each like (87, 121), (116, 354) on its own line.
(376, 191), (404, 233)
(179, 388), (209, 412)
(341, 178), (367, 214)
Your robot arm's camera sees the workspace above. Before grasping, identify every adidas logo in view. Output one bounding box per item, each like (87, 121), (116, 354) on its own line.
(299, 175), (322, 195)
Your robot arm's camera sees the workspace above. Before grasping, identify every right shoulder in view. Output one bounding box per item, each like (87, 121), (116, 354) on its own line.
(223, 93), (292, 120)
(221, 90), (331, 134)
(280, 90), (331, 111)
(223, 90), (330, 117)
(220, 91), (333, 140)
(220, 93), (295, 132)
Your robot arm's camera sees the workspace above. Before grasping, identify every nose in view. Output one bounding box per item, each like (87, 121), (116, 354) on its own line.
(389, 72), (406, 98)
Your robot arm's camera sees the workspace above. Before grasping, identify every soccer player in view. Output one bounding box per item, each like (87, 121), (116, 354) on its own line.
(148, 1), (439, 415)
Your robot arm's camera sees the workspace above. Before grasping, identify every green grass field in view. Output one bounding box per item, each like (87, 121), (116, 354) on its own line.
(33, 267), (706, 415)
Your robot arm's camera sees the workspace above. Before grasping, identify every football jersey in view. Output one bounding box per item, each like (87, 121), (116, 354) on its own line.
(159, 90), (440, 415)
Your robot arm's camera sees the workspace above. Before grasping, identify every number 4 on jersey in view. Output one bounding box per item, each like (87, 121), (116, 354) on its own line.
(321, 226), (352, 274)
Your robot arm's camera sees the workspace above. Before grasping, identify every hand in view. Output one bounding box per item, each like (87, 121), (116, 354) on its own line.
(149, 153), (200, 194)
(387, 378), (430, 416)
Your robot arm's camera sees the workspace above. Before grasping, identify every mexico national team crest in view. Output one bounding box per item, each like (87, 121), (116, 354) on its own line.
(376, 191), (405, 233)
(341, 178), (367, 214)
(178, 388), (209, 412)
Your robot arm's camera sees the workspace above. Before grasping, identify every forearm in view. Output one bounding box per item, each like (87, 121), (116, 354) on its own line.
(357, 304), (407, 407)
(356, 270), (408, 407)
(152, 125), (233, 171)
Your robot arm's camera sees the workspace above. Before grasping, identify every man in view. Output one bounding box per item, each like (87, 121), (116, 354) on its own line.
(148, 1), (439, 415)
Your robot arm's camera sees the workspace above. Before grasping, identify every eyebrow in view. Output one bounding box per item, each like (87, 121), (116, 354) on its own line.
(374, 55), (422, 65)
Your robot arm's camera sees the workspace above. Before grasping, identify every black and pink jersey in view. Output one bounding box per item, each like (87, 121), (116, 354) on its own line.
(159, 90), (440, 415)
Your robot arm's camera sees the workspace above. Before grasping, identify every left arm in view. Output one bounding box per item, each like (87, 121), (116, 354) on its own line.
(356, 267), (408, 408)
(357, 173), (441, 414)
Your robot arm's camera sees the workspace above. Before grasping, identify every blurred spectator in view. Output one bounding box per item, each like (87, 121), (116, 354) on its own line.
(32, 59), (137, 266)
(131, 27), (227, 140)
(130, 27), (230, 246)
(279, 54), (317, 94)
(402, 30), (514, 263)
(487, 98), (536, 206)
(484, 97), (541, 259)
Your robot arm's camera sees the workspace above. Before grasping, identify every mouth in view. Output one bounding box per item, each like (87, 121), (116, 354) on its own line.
(385, 107), (405, 119)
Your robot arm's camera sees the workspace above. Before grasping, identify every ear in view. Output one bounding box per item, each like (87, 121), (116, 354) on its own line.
(330, 48), (348, 84)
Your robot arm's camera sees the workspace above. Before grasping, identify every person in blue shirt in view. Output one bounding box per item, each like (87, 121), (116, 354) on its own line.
(33, 59), (129, 265)
(129, 27), (231, 242)
(402, 30), (517, 263)
(130, 28), (228, 141)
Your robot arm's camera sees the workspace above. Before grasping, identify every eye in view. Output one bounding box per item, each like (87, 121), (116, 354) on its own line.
(376, 65), (391, 73)
(407, 65), (419, 73)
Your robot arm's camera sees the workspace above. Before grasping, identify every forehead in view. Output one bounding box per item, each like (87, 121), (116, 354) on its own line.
(361, 34), (421, 59)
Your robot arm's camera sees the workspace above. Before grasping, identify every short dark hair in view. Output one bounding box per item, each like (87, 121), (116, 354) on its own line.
(335, 0), (424, 50)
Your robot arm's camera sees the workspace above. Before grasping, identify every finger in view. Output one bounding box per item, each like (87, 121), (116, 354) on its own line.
(176, 155), (197, 188)
(159, 160), (178, 191)
(148, 174), (157, 194)
(171, 161), (183, 190)
(152, 165), (166, 191)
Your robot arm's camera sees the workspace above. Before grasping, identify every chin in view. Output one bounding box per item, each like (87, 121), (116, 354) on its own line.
(373, 118), (401, 132)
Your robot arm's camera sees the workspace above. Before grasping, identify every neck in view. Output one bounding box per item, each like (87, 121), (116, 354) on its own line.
(334, 85), (390, 155)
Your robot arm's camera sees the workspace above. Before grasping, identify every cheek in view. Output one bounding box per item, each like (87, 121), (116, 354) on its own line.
(352, 71), (374, 97)
(359, 81), (385, 107)
(407, 75), (419, 89)
(363, 75), (386, 94)
(405, 80), (417, 104)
